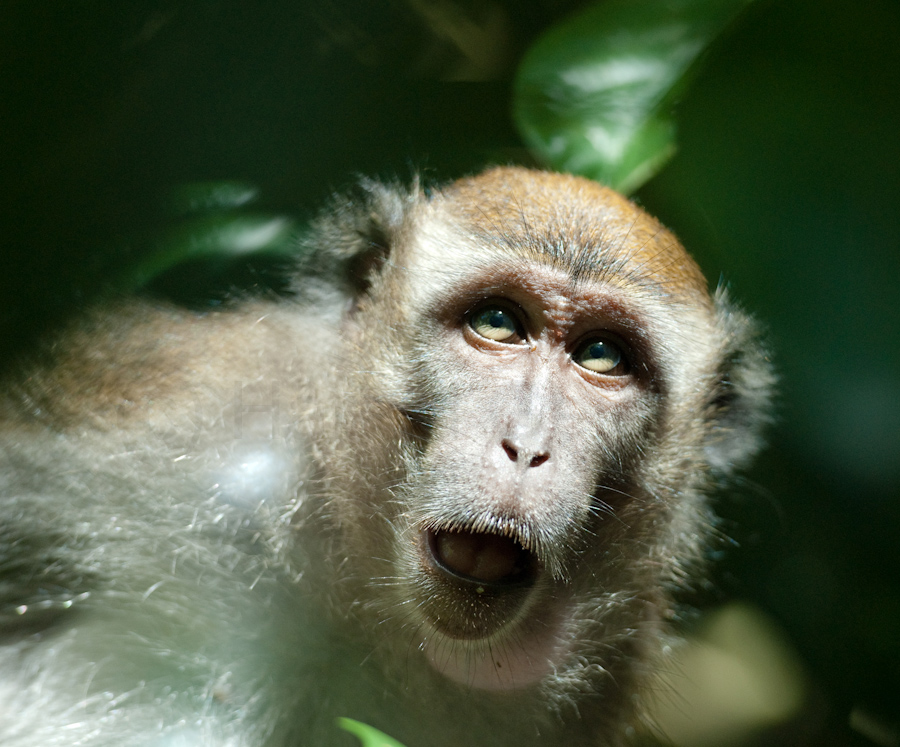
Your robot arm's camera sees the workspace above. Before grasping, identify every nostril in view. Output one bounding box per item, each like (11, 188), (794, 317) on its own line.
(529, 453), (549, 468)
(501, 440), (549, 467)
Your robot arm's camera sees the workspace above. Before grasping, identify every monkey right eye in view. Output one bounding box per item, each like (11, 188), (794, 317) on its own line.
(468, 304), (524, 344)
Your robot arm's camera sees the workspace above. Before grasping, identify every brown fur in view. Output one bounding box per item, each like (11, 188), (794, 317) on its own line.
(0, 168), (771, 746)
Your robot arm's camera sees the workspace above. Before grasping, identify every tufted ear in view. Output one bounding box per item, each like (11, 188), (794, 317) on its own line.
(294, 177), (418, 300)
(706, 288), (776, 477)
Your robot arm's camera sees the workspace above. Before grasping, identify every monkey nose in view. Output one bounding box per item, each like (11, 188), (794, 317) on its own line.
(501, 439), (549, 468)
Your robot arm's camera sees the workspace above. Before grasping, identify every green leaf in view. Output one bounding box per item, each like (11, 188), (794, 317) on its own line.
(514, 0), (752, 193)
(123, 212), (298, 290)
(167, 180), (261, 216)
(336, 718), (408, 747)
(112, 181), (299, 291)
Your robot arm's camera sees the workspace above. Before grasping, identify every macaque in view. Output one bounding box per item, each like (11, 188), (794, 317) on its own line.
(0, 168), (771, 747)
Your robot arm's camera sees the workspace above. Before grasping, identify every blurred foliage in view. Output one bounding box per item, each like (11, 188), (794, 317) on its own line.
(125, 180), (298, 299)
(646, 603), (809, 746)
(515, 0), (751, 193)
(126, 0), (753, 292)
(128, 203), (296, 288)
(2, 0), (898, 745)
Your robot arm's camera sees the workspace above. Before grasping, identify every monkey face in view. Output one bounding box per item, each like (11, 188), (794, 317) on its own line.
(403, 271), (660, 690)
(326, 168), (742, 695)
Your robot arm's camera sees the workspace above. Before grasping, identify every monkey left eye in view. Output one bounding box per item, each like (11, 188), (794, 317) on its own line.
(573, 338), (628, 375)
(468, 305), (524, 344)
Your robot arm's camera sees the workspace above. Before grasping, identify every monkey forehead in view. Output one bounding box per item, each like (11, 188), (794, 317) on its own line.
(423, 167), (711, 305)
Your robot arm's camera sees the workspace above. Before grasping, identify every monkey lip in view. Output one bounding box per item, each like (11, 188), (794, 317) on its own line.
(425, 528), (537, 588)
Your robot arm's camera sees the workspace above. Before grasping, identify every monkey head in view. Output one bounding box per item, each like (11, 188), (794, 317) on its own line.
(308, 168), (771, 701)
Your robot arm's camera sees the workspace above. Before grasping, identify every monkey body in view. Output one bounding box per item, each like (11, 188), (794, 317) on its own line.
(0, 169), (771, 746)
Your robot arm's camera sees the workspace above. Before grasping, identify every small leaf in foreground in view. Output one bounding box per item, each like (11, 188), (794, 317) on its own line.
(337, 718), (407, 747)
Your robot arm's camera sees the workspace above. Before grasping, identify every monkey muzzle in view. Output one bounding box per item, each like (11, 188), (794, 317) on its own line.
(417, 526), (540, 641)
(412, 524), (569, 691)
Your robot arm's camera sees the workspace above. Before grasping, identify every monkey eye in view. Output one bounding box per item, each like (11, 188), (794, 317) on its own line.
(573, 337), (628, 375)
(468, 304), (524, 344)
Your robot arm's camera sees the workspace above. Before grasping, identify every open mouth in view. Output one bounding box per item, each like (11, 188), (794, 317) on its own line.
(418, 526), (565, 690)
(425, 527), (538, 588)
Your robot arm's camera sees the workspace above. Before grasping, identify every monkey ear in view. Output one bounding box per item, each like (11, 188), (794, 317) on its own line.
(706, 290), (776, 477)
(295, 177), (417, 299)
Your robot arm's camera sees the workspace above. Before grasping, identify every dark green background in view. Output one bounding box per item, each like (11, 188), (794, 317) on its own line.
(2, 1), (898, 744)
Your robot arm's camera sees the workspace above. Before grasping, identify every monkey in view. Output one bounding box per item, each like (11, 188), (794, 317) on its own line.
(0, 167), (772, 747)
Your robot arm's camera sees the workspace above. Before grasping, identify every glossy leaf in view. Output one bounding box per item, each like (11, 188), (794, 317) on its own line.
(123, 213), (297, 289)
(119, 181), (298, 290)
(167, 180), (261, 216)
(337, 718), (407, 747)
(514, 0), (752, 194)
